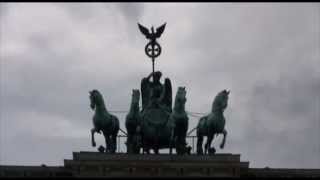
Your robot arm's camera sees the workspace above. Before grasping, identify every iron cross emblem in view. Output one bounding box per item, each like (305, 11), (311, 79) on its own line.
(138, 22), (166, 74)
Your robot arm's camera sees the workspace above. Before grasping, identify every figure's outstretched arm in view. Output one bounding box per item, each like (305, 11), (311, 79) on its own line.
(146, 72), (154, 81)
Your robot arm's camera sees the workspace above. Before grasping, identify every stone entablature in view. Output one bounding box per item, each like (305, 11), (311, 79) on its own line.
(64, 152), (248, 177)
(1, 152), (320, 178)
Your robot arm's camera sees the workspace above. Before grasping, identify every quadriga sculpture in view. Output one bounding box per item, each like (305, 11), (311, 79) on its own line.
(125, 89), (141, 154)
(127, 86), (190, 154)
(89, 89), (119, 153)
(140, 87), (190, 154)
(196, 89), (230, 155)
(139, 71), (173, 154)
(169, 87), (190, 155)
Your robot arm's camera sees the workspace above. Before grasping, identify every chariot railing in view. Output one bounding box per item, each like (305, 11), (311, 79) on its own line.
(108, 110), (205, 153)
(116, 127), (198, 154)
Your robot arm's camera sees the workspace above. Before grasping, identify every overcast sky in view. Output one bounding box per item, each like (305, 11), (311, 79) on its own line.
(0, 3), (319, 169)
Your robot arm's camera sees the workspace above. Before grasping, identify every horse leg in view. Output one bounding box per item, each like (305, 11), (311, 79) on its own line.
(196, 134), (204, 155)
(154, 148), (159, 154)
(169, 129), (175, 155)
(104, 134), (111, 153)
(154, 132), (160, 154)
(220, 129), (227, 149)
(153, 137), (160, 154)
(181, 129), (188, 155)
(111, 133), (117, 153)
(176, 136), (183, 155)
(154, 138), (159, 154)
(205, 134), (214, 155)
(141, 137), (149, 154)
(143, 148), (150, 154)
(126, 134), (131, 154)
(91, 128), (97, 147)
(134, 132), (142, 154)
(145, 148), (150, 154)
(145, 146), (150, 154)
(131, 130), (139, 154)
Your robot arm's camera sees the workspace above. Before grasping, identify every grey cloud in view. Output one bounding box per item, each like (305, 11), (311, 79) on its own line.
(56, 3), (98, 21)
(0, 3), (319, 169)
(1, 133), (89, 166)
(241, 70), (320, 168)
(115, 3), (144, 21)
(0, 3), (9, 18)
(113, 3), (145, 43)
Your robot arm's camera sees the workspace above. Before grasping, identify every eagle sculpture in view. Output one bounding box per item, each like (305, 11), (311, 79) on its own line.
(138, 23), (166, 41)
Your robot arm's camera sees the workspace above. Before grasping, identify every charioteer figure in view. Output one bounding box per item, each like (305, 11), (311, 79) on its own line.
(125, 22), (190, 155)
(141, 71), (172, 113)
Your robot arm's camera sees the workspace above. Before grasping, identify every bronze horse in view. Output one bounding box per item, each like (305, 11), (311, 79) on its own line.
(196, 90), (230, 155)
(125, 89), (141, 154)
(169, 87), (190, 155)
(89, 90), (119, 153)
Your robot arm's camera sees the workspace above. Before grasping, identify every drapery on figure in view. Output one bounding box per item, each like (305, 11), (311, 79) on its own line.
(140, 71), (172, 113)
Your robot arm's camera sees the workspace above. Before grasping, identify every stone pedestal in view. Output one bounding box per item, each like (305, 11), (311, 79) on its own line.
(2, 152), (319, 177)
(64, 152), (250, 177)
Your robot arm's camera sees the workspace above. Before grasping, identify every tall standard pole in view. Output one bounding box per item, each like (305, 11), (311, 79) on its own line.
(152, 58), (155, 81)
(151, 27), (155, 81)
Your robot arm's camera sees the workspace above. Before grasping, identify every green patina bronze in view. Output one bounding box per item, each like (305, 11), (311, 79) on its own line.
(137, 71), (173, 154)
(89, 90), (120, 153)
(196, 90), (230, 155)
(169, 87), (191, 155)
(88, 23), (231, 155)
(125, 89), (141, 154)
(125, 85), (190, 155)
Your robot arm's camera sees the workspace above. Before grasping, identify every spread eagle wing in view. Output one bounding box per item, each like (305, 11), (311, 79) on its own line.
(138, 23), (151, 39)
(140, 77), (150, 112)
(155, 23), (166, 39)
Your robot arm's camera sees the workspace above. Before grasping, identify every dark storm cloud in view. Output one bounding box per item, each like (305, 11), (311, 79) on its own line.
(0, 3), (144, 146)
(114, 3), (145, 43)
(0, 3), (319, 168)
(115, 3), (144, 21)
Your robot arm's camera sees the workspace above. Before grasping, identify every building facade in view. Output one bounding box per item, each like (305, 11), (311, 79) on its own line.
(1, 152), (320, 178)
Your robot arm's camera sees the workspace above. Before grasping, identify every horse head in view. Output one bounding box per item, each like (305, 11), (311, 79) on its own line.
(131, 89), (140, 105)
(212, 89), (230, 112)
(89, 89), (104, 110)
(174, 87), (187, 111)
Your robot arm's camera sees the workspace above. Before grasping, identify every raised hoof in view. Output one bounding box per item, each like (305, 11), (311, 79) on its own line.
(197, 149), (203, 155)
(98, 145), (105, 153)
(187, 146), (192, 155)
(208, 147), (216, 155)
(92, 142), (96, 147)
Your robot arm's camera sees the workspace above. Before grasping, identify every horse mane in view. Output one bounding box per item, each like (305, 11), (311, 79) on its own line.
(211, 90), (228, 112)
(130, 89), (140, 111)
(92, 90), (107, 110)
(174, 87), (186, 111)
(175, 87), (185, 99)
